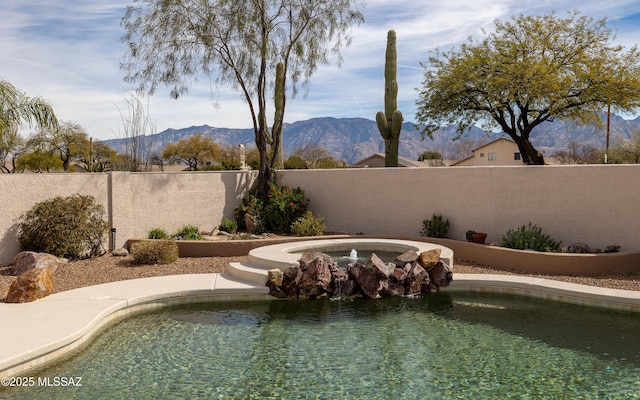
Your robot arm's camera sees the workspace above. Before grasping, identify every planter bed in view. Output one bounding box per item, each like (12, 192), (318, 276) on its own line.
(427, 238), (640, 276)
(126, 235), (351, 258)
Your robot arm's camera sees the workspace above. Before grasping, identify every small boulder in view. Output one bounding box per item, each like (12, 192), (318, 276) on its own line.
(12, 251), (65, 276)
(5, 268), (54, 303)
(298, 255), (333, 298)
(266, 280), (287, 298)
(381, 273), (406, 297)
(244, 213), (260, 234)
(299, 252), (338, 272)
(405, 262), (429, 296)
(428, 260), (453, 291)
(350, 263), (385, 298)
(111, 247), (129, 257)
(394, 250), (419, 267)
(267, 268), (283, 286)
(364, 253), (392, 278)
(281, 265), (302, 298)
(418, 249), (442, 269)
(565, 243), (591, 254)
(332, 268), (357, 297)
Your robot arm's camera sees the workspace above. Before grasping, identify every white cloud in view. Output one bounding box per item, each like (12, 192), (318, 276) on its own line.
(1, 0), (639, 140)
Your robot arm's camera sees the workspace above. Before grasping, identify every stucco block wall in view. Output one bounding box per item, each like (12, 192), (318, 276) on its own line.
(0, 173), (110, 263)
(278, 165), (640, 253)
(0, 165), (637, 265)
(0, 171), (256, 265)
(109, 171), (256, 247)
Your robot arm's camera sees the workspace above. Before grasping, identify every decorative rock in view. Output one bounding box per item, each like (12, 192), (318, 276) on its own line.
(111, 247), (129, 257)
(298, 254), (333, 298)
(350, 263), (386, 298)
(381, 271), (406, 297)
(364, 253), (392, 278)
(282, 265), (302, 298)
(418, 249), (442, 269)
(405, 263), (429, 295)
(267, 268), (283, 286)
(244, 213), (260, 234)
(266, 280), (288, 298)
(5, 268), (54, 303)
(428, 260), (453, 291)
(12, 251), (65, 276)
(266, 250), (454, 300)
(332, 268), (357, 298)
(565, 243), (591, 254)
(394, 250), (419, 267)
(299, 252), (338, 272)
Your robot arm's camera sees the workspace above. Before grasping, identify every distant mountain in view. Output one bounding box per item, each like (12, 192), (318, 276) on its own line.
(102, 115), (640, 165)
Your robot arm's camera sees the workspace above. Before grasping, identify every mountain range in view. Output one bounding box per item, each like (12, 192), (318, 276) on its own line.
(102, 114), (640, 165)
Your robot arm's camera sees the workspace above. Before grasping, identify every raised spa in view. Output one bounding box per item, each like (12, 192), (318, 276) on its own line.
(229, 238), (453, 285)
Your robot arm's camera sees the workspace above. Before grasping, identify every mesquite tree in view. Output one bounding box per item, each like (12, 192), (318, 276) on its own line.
(416, 12), (640, 165)
(121, 0), (364, 197)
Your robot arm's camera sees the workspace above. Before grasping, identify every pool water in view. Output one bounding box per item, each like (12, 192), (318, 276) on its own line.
(3, 293), (640, 399)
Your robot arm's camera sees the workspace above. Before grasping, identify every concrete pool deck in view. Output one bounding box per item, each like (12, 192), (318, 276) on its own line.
(2, 272), (640, 378)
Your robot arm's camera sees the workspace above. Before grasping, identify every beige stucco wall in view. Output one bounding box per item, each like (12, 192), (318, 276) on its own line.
(0, 173), (110, 264)
(0, 171), (256, 265)
(0, 165), (637, 265)
(109, 171), (257, 248)
(278, 165), (640, 254)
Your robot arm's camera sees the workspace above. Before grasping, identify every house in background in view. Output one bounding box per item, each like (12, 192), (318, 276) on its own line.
(451, 137), (522, 166)
(351, 153), (428, 168)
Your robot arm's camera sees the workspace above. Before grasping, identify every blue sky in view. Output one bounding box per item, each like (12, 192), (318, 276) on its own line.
(2, 0), (640, 141)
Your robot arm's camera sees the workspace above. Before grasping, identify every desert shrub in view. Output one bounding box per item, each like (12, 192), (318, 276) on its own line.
(148, 227), (169, 239)
(130, 240), (179, 265)
(500, 223), (561, 252)
(420, 213), (449, 238)
(604, 244), (621, 253)
(560, 243), (591, 253)
(173, 224), (203, 240)
(235, 181), (309, 233)
(18, 194), (109, 260)
(290, 211), (326, 237)
(218, 218), (238, 234)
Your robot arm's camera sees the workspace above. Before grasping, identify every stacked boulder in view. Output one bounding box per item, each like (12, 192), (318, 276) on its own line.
(267, 249), (452, 299)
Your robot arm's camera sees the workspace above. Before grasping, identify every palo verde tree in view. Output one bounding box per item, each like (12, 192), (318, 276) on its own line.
(121, 0), (364, 197)
(416, 11), (640, 165)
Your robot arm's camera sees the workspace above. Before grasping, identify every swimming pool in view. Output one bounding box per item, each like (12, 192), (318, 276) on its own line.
(3, 292), (640, 399)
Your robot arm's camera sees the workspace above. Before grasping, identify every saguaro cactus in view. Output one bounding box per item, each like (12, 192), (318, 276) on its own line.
(376, 30), (403, 167)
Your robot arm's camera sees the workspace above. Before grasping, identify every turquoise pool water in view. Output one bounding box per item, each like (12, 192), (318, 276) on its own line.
(3, 293), (640, 399)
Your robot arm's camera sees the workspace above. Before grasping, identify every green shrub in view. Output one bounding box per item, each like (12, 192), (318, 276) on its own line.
(290, 211), (326, 237)
(218, 218), (238, 234)
(148, 227), (169, 239)
(130, 240), (179, 265)
(173, 224), (203, 240)
(235, 181), (309, 233)
(420, 213), (449, 238)
(18, 194), (109, 260)
(500, 223), (561, 252)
